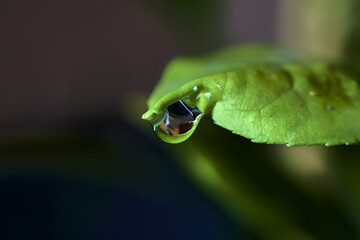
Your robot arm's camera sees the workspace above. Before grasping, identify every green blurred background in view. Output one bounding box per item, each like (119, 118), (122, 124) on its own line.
(1, 0), (360, 239)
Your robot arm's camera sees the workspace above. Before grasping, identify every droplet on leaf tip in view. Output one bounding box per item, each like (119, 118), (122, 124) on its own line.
(151, 100), (202, 136)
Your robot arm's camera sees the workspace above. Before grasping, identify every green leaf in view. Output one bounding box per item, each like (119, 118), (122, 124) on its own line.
(142, 44), (360, 146)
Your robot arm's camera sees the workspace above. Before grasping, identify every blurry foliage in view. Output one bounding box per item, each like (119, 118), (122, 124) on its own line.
(174, 119), (360, 239)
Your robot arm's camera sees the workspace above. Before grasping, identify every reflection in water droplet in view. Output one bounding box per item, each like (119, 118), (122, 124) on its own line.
(152, 100), (202, 136)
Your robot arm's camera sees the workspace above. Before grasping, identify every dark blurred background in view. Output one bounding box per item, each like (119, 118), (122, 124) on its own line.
(0, 0), (280, 239)
(0, 0), (277, 130)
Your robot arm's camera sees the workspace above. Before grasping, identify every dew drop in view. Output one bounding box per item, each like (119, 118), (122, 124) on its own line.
(152, 100), (202, 136)
(204, 92), (211, 99)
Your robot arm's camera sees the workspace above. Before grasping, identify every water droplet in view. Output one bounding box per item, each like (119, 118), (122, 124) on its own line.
(204, 92), (211, 99)
(152, 100), (202, 136)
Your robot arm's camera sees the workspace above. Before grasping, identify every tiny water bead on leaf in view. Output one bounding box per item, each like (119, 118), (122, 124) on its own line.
(143, 44), (360, 146)
(152, 100), (202, 136)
